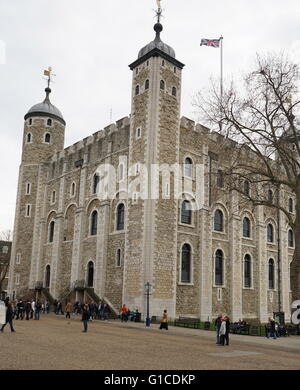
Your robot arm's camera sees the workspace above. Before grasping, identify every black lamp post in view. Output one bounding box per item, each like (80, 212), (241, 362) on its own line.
(145, 282), (152, 327)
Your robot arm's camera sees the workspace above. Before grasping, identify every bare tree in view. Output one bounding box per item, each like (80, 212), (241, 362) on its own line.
(194, 52), (300, 301)
(0, 230), (12, 294)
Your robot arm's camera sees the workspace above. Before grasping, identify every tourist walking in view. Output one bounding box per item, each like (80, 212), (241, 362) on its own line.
(34, 300), (42, 320)
(30, 299), (35, 319)
(224, 316), (230, 345)
(16, 300), (24, 320)
(25, 300), (31, 320)
(266, 318), (277, 339)
(215, 314), (222, 344)
(81, 304), (90, 332)
(159, 310), (168, 330)
(0, 297), (16, 333)
(65, 302), (72, 319)
(219, 317), (227, 346)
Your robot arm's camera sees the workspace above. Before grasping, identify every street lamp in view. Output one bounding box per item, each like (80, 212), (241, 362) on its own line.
(144, 282), (152, 327)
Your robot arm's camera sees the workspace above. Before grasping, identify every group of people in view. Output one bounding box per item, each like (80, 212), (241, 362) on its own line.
(265, 318), (288, 339)
(120, 304), (141, 323)
(215, 314), (230, 346)
(8, 299), (49, 321)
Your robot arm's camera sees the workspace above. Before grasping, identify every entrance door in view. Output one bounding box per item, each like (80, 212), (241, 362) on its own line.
(87, 261), (94, 288)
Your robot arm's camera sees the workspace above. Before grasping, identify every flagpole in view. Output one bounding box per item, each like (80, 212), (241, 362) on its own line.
(220, 36), (223, 104)
(220, 36), (223, 131)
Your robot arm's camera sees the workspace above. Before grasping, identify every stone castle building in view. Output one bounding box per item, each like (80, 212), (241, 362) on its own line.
(7, 15), (294, 323)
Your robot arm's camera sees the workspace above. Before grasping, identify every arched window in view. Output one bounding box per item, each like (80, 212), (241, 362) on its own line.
(93, 174), (100, 194)
(44, 133), (51, 143)
(172, 87), (177, 97)
(288, 229), (294, 247)
(244, 180), (250, 196)
(29, 118), (32, 125)
(214, 209), (224, 232)
(135, 85), (140, 95)
(268, 259), (275, 289)
(47, 118), (52, 126)
(87, 261), (94, 287)
(117, 204), (125, 231)
(90, 211), (98, 236)
(268, 189), (273, 203)
(215, 249), (223, 286)
(267, 224), (274, 243)
(116, 249), (122, 267)
(49, 221), (55, 243)
(45, 265), (51, 288)
(184, 157), (192, 178)
(160, 80), (165, 90)
(243, 217), (251, 238)
(181, 244), (191, 283)
(26, 133), (32, 143)
(217, 170), (224, 188)
(244, 254), (251, 288)
(289, 198), (293, 213)
(181, 200), (192, 225)
(145, 79), (149, 90)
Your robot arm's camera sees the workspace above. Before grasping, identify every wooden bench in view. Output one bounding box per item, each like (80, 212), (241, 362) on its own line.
(174, 317), (201, 329)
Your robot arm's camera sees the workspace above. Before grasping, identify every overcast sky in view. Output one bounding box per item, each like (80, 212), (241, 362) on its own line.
(0, 0), (300, 233)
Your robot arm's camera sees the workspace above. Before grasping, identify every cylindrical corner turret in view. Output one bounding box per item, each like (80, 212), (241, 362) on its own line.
(22, 87), (66, 164)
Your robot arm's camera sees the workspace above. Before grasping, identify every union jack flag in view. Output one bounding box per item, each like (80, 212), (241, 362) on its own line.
(200, 38), (221, 48)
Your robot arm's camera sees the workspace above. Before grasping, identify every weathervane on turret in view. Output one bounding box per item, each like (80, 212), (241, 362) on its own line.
(43, 66), (56, 89)
(155, 0), (162, 23)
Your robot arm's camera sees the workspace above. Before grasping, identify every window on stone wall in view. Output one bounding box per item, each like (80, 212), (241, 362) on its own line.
(135, 85), (140, 96)
(172, 87), (177, 97)
(93, 174), (100, 194)
(268, 259), (275, 289)
(243, 217), (251, 238)
(288, 229), (294, 247)
(214, 209), (224, 232)
(215, 249), (223, 286)
(267, 224), (274, 243)
(25, 182), (31, 195)
(87, 261), (94, 287)
(26, 204), (32, 217)
(26, 133), (32, 143)
(117, 204), (125, 231)
(181, 200), (192, 225)
(49, 221), (55, 243)
(16, 253), (21, 264)
(90, 211), (98, 236)
(45, 265), (51, 288)
(29, 118), (32, 126)
(181, 244), (191, 283)
(45, 133), (51, 143)
(289, 198), (293, 213)
(47, 118), (52, 126)
(116, 249), (122, 267)
(244, 254), (251, 288)
(184, 157), (192, 178)
(51, 191), (56, 204)
(71, 182), (76, 197)
(160, 80), (165, 90)
(145, 79), (149, 90)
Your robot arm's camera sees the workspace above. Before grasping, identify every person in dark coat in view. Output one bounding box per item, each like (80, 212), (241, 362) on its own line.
(81, 304), (90, 332)
(266, 318), (277, 339)
(0, 298), (16, 333)
(25, 300), (31, 320)
(224, 316), (230, 346)
(215, 314), (222, 344)
(16, 300), (25, 320)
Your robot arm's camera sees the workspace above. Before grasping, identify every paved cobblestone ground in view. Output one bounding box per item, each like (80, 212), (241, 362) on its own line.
(1, 314), (300, 370)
